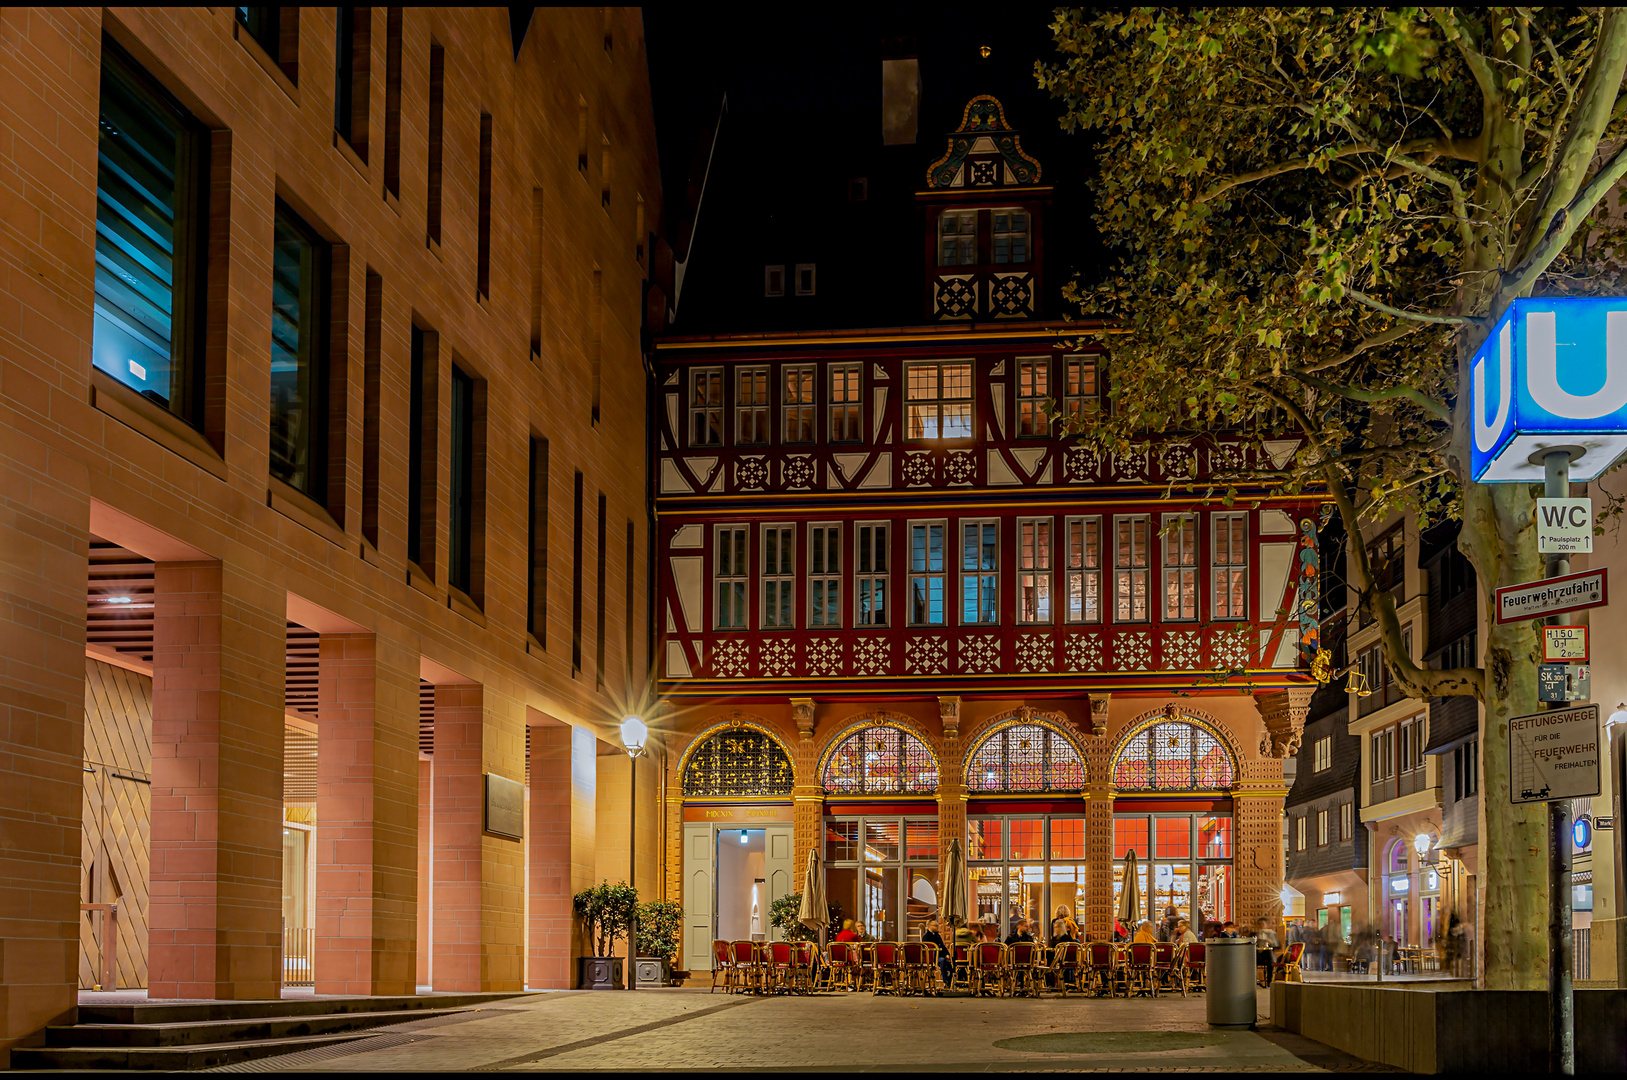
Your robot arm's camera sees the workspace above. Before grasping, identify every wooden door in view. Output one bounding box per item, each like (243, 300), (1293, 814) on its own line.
(682, 822), (714, 971)
(764, 825), (794, 940)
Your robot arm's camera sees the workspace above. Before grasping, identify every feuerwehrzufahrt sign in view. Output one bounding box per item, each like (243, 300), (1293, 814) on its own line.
(1508, 703), (1601, 805)
(1495, 568), (1608, 622)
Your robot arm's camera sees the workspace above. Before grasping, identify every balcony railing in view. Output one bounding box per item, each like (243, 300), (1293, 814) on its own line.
(1369, 766), (1425, 806)
(282, 925), (313, 987)
(1357, 677), (1409, 718)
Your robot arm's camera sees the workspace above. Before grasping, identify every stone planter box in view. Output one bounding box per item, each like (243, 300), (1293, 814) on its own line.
(578, 956), (624, 990)
(635, 957), (668, 987)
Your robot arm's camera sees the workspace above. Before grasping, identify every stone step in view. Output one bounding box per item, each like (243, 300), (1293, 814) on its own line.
(44, 1006), (463, 1048)
(12, 1030), (382, 1071)
(77, 990), (530, 1026)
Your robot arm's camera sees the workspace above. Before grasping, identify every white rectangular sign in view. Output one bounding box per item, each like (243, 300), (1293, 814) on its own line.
(1536, 498), (1594, 553)
(1543, 626), (1590, 662)
(1508, 703), (1601, 804)
(1495, 569), (1608, 622)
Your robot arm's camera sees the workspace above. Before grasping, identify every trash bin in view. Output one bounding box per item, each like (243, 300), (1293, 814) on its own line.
(1205, 937), (1257, 1028)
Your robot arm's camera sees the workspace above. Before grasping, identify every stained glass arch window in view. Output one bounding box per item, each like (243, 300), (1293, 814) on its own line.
(821, 725), (938, 795)
(1111, 719), (1235, 791)
(965, 722), (1086, 793)
(681, 726), (794, 797)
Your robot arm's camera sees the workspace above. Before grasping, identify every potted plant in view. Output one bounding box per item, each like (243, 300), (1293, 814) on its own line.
(573, 880), (639, 989)
(768, 892), (816, 942)
(634, 898), (684, 986)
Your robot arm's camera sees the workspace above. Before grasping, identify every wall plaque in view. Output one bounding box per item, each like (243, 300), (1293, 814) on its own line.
(485, 773), (524, 840)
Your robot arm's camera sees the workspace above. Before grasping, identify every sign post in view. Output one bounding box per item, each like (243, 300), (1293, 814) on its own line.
(1541, 450), (1576, 1076)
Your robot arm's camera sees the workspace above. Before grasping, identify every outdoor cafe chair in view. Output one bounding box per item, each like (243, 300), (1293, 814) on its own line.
(871, 941), (905, 995)
(970, 941), (1008, 997)
(1274, 941), (1305, 984)
(1007, 940), (1042, 997)
(1181, 941), (1207, 995)
(792, 940), (819, 993)
(826, 940), (860, 991)
(1086, 940), (1117, 997)
(1126, 941), (1157, 997)
(1152, 941), (1178, 995)
(729, 940), (762, 994)
(951, 944), (972, 993)
(857, 941), (878, 992)
(711, 939), (734, 994)
(1052, 941), (1084, 996)
(901, 940), (934, 996)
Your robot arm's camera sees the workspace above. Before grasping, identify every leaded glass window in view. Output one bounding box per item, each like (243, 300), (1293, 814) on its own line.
(1112, 720), (1235, 791)
(966, 724), (1086, 793)
(822, 725), (938, 794)
(681, 727), (794, 797)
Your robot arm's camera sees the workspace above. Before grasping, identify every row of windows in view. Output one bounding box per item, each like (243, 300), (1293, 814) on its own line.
(685, 357), (1097, 448)
(1371, 716), (1427, 782)
(708, 513), (1252, 630)
(1292, 802), (1355, 851)
(937, 208), (1030, 267)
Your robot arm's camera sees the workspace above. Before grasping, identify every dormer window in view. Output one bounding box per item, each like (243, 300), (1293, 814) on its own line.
(993, 209), (1029, 264)
(939, 211), (977, 266)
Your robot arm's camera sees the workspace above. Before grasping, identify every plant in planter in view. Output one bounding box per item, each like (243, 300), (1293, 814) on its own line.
(573, 880), (639, 989)
(768, 892), (815, 942)
(634, 898), (684, 986)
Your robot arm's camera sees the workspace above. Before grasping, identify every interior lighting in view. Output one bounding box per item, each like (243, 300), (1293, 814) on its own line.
(738, 831), (749, 845)
(1323, 891), (1342, 906)
(99, 596), (133, 604)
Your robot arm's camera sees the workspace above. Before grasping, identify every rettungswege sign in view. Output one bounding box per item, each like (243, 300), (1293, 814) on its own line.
(1507, 703), (1601, 805)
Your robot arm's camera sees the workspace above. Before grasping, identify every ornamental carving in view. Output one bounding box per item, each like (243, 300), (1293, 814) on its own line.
(853, 637), (892, 676)
(681, 727), (795, 797)
(1065, 445), (1101, 482)
(902, 451), (935, 486)
(958, 634), (1001, 674)
(1113, 631), (1152, 671)
(1014, 633), (1053, 674)
(1163, 630), (1202, 670)
(734, 456), (768, 490)
(806, 637), (843, 677)
(711, 638), (749, 678)
(905, 635), (949, 674)
(1254, 687), (1314, 759)
(945, 450), (976, 484)
(1064, 633), (1104, 673)
(758, 637), (796, 678)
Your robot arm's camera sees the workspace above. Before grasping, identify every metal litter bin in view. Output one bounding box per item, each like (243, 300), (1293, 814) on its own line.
(1205, 937), (1257, 1028)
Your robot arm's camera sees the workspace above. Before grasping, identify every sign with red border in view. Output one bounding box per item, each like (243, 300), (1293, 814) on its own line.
(1495, 569), (1608, 623)
(1543, 626), (1590, 663)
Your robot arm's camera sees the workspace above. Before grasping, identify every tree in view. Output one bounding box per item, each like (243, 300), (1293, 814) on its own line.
(1038, 7), (1627, 990)
(573, 881), (639, 958)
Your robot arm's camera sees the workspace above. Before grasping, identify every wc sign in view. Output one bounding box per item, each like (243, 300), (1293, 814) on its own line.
(1471, 298), (1627, 483)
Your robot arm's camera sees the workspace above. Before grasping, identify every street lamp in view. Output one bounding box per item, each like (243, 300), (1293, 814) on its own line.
(620, 717), (647, 991)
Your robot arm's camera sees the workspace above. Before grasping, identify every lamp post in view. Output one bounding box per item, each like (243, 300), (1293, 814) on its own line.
(620, 716), (647, 991)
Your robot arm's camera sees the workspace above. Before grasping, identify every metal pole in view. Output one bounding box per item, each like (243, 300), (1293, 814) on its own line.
(1544, 449), (1575, 1075)
(629, 751), (638, 991)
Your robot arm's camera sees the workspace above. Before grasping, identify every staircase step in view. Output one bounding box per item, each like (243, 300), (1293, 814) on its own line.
(77, 990), (530, 1026)
(45, 1006), (464, 1047)
(12, 1030), (384, 1071)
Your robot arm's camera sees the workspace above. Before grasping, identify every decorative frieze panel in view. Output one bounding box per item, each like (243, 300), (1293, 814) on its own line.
(958, 634), (1001, 674)
(806, 637), (844, 677)
(989, 274), (1034, 319)
(905, 635), (949, 674)
(710, 638), (750, 678)
(1014, 633), (1053, 673)
(1112, 631), (1153, 671)
(852, 637), (891, 676)
(934, 275), (977, 320)
(758, 637), (796, 678)
(1064, 633), (1105, 673)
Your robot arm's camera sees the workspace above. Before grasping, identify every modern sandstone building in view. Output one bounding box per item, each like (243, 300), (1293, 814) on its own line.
(0, 6), (662, 1062)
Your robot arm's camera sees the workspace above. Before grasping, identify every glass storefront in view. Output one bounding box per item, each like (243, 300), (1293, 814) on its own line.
(826, 815), (938, 941)
(967, 814), (1087, 941)
(1112, 812), (1232, 930)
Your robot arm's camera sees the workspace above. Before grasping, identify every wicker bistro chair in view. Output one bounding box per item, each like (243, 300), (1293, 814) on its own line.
(1274, 941), (1306, 984)
(1006, 940), (1043, 997)
(1126, 941), (1157, 997)
(856, 941), (878, 992)
(793, 941), (819, 993)
(1152, 941), (1179, 995)
(969, 941), (1009, 997)
(766, 940), (795, 993)
(1052, 941), (1084, 996)
(871, 942), (905, 995)
(900, 941), (934, 996)
(729, 940), (762, 994)
(951, 944), (973, 993)
(826, 941), (860, 991)
(1181, 942), (1207, 994)
(1085, 941), (1116, 997)
(711, 939), (734, 994)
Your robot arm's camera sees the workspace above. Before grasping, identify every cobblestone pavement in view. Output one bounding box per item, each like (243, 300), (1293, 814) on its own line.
(224, 987), (1396, 1073)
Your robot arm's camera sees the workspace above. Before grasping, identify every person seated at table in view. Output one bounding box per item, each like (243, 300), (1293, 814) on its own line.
(1253, 917), (1281, 987)
(834, 919), (859, 943)
(1219, 921), (1239, 938)
(1158, 906), (1181, 942)
(1174, 919), (1199, 946)
(978, 915), (1001, 943)
(1005, 918), (1034, 946)
(854, 920), (875, 942)
(1133, 920), (1157, 944)
(1051, 905), (1079, 945)
(1112, 919), (1129, 942)
(953, 919), (979, 948)
(923, 917), (952, 985)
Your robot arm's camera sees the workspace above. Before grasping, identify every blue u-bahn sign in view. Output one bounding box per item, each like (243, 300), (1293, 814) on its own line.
(1471, 298), (1627, 482)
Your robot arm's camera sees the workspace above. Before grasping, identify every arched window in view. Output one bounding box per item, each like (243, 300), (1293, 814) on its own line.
(965, 723), (1086, 793)
(1112, 720), (1235, 791)
(822, 725), (938, 794)
(1386, 841), (1410, 876)
(681, 726), (794, 797)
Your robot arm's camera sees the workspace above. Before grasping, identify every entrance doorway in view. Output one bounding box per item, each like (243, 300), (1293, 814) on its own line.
(717, 829), (767, 941)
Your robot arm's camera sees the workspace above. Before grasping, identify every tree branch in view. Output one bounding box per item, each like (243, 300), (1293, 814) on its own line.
(1197, 138), (1467, 203)
(1298, 322), (1426, 372)
(1288, 368), (1453, 421)
(1504, 137), (1627, 298)
(1430, 7), (1501, 105)
(1345, 288), (1485, 326)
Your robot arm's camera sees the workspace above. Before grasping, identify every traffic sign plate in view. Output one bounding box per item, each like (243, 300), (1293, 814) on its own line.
(1539, 664), (1591, 702)
(1536, 498), (1594, 553)
(1495, 569), (1608, 622)
(1508, 703), (1601, 804)
(1543, 626), (1590, 662)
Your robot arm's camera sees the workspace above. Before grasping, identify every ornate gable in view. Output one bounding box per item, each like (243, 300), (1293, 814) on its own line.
(926, 95), (1043, 189)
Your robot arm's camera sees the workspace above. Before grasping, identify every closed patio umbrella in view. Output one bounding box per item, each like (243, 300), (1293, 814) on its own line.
(942, 837), (968, 929)
(798, 847), (828, 945)
(1118, 849), (1142, 933)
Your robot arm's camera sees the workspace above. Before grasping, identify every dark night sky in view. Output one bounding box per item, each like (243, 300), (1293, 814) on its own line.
(643, 6), (1103, 334)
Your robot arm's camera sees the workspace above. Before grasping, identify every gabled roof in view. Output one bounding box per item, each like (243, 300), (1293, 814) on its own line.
(925, 95), (1043, 189)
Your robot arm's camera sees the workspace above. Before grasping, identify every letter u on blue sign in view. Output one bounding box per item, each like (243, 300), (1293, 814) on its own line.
(1470, 298), (1627, 483)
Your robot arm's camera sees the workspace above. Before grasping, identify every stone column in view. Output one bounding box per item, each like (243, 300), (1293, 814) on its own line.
(1084, 693), (1115, 941)
(149, 562), (285, 1000)
(314, 633), (419, 995)
(936, 697), (965, 915)
(416, 757), (432, 987)
(1234, 789), (1287, 928)
(527, 721), (595, 988)
(790, 698), (821, 876)
(431, 683), (524, 991)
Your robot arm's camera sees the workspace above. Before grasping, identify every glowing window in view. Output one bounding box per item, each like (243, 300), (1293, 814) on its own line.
(681, 727), (794, 797)
(822, 725), (938, 794)
(1112, 720), (1236, 791)
(965, 723), (1086, 793)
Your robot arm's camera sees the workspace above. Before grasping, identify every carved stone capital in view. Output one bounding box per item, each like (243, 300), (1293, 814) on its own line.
(1254, 686), (1314, 758)
(789, 697), (816, 738)
(938, 695), (962, 739)
(1087, 693), (1112, 738)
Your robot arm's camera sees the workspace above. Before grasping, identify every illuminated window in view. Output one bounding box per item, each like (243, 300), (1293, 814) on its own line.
(1162, 514), (1198, 621)
(1340, 801), (1354, 841)
(689, 368), (722, 447)
(1317, 809), (1329, 846)
(822, 726), (938, 794)
(809, 523), (840, 628)
(938, 210), (976, 265)
(960, 520), (998, 625)
(1063, 356), (1097, 417)
(1212, 512), (1246, 620)
(681, 727), (793, 797)
(1017, 358), (1049, 436)
(992, 208), (1029, 264)
(909, 520), (946, 626)
(1114, 515), (1150, 622)
(714, 525), (747, 629)
(783, 365), (815, 443)
(830, 363), (862, 442)
(855, 522), (888, 626)
(1111, 720), (1236, 791)
(761, 524), (793, 628)
(906, 361), (973, 440)
(965, 723), (1085, 793)
(1064, 516), (1101, 623)
(1017, 518), (1052, 624)
(1313, 735), (1332, 773)
(736, 366), (769, 445)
